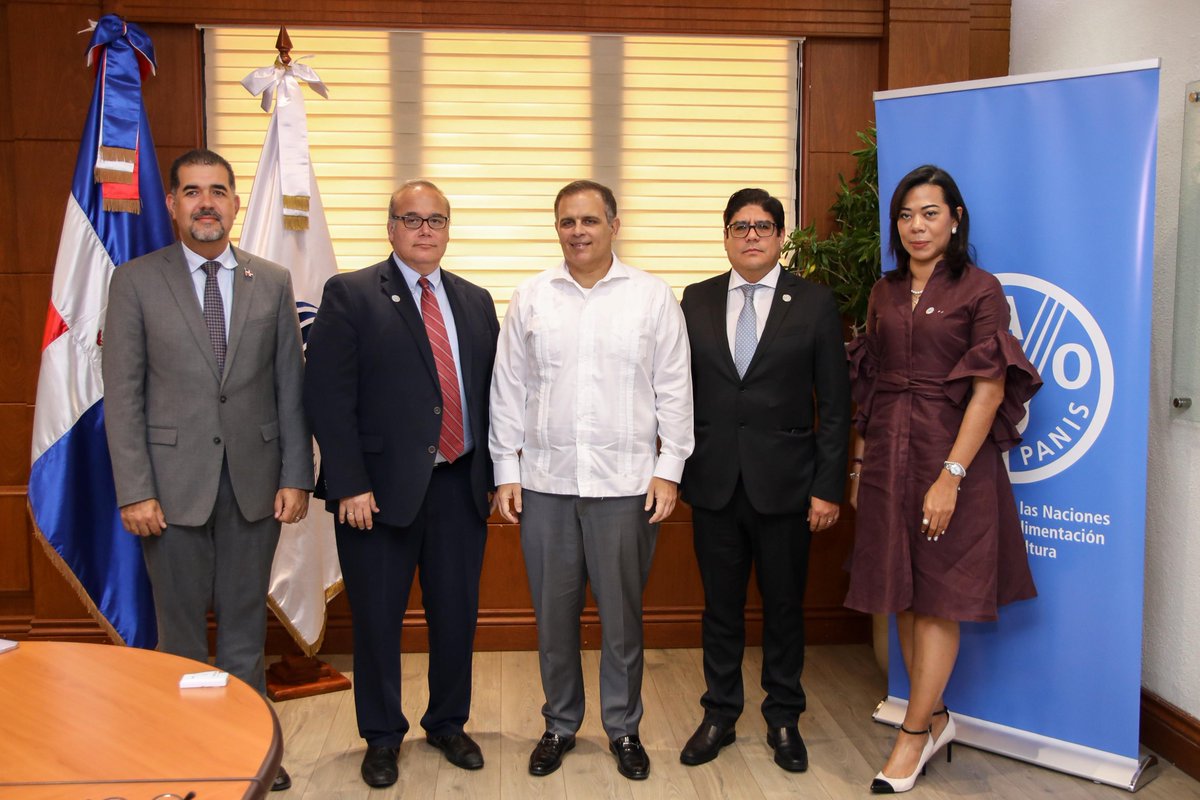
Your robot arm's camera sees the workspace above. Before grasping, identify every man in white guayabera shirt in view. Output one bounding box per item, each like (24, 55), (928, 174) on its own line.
(490, 180), (694, 782)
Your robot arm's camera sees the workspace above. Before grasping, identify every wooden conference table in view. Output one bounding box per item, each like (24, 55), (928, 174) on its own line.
(0, 641), (282, 800)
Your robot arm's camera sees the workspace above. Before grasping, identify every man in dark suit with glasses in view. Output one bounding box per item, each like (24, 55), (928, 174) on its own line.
(678, 187), (850, 773)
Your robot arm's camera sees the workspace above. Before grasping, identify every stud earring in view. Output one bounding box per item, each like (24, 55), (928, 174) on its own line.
(951, 226), (958, 234)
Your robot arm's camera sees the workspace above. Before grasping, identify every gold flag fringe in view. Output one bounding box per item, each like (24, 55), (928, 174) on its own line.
(102, 198), (142, 214)
(283, 215), (309, 231)
(26, 499), (127, 646)
(282, 194), (310, 212)
(267, 575), (345, 657)
(98, 145), (136, 164)
(94, 166), (135, 185)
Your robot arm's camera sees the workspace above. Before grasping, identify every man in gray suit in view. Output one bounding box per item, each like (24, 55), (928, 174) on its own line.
(103, 149), (311, 791)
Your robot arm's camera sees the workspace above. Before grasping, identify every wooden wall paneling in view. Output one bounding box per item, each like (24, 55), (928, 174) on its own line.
(139, 22), (205, 151)
(0, 491), (32, 593)
(0, 274), (49, 405)
(28, 536), (109, 641)
(106, 0), (886, 38)
(969, 0), (1011, 80)
(882, 0), (971, 90)
(0, 492), (35, 639)
(7, 2), (98, 142)
(0, 3), (14, 277)
(801, 38), (879, 235)
(0, 403), (33, 486)
(13, 141), (79, 276)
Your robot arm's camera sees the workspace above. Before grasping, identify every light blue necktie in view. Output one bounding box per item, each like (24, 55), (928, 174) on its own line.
(734, 283), (759, 378)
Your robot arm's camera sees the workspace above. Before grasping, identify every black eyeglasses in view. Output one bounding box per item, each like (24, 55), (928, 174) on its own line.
(390, 214), (449, 230)
(726, 220), (778, 238)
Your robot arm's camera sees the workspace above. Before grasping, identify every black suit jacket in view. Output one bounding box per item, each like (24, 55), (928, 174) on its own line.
(680, 269), (850, 515)
(302, 257), (500, 527)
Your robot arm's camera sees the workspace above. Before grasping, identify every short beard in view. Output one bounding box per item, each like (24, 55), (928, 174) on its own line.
(189, 220), (227, 242)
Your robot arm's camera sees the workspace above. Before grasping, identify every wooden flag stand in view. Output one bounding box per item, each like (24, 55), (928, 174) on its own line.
(266, 653), (351, 702)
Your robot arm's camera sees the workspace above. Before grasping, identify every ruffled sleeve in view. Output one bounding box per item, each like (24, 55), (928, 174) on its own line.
(942, 329), (1043, 451)
(846, 331), (878, 434)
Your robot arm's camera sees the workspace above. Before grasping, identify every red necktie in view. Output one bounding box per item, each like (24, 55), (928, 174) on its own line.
(418, 277), (465, 462)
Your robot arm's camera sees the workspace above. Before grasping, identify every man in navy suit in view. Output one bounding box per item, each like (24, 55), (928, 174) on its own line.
(678, 188), (850, 772)
(303, 180), (499, 788)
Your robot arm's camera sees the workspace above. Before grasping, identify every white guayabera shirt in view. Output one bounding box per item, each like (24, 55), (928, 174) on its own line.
(489, 255), (694, 497)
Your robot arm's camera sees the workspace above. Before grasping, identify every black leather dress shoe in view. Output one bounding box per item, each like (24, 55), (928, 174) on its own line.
(270, 765), (291, 791)
(427, 732), (484, 770)
(610, 734), (650, 780)
(529, 732), (575, 776)
(767, 726), (809, 772)
(360, 745), (401, 788)
(680, 717), (736, 765)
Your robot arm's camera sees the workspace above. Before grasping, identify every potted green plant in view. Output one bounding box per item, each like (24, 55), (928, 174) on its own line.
(782, 126), (880, 338)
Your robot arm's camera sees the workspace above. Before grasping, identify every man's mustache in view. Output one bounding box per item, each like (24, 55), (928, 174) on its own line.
(191, 208), (222, 222)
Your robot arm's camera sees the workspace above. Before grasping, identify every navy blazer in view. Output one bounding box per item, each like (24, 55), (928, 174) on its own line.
(680, 269), (850, 515)
(303, 257), (500, 527)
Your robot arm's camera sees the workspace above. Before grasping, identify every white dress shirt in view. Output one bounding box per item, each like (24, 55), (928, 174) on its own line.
(183, 243), (237, 337)
(489, 255), (694, 497)
(725, 263), (781, 360)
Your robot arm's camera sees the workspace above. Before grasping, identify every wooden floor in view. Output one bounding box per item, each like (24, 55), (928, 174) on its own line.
(273, 645), (1200, 799)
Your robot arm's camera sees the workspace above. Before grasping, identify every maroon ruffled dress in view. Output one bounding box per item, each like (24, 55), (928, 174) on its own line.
(844, 262), (1040, 622)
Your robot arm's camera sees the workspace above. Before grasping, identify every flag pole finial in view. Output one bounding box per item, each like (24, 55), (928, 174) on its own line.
(275, 26), (292, 66)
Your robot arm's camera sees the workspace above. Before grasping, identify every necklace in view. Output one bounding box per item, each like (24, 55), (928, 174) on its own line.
(910, 288), (923, 296)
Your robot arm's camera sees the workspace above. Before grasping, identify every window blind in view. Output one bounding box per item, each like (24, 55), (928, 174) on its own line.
(204, 27), (799, 317)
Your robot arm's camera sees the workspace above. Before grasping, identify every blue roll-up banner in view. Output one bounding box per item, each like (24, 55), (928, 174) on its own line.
(872, 61), (1159, 791)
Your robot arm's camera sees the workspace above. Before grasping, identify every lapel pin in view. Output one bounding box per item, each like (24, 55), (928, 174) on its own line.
(243, 267), (254, 279)
(925, 306), (935, 315)
(782, 293), (792, 302)
(391, 294), (401, 303)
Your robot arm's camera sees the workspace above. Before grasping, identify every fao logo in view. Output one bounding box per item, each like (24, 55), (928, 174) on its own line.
(997, 274), (1114, 484)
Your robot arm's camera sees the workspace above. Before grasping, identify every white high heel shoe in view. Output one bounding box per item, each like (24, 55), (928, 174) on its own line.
(870, 724), (934, 794)
(930, 707), (956, 762)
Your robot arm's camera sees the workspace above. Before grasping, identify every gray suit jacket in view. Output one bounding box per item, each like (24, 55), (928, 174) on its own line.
(103, 242), (313, 526)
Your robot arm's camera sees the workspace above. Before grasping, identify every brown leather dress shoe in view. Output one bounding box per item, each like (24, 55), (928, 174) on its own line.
(529, 731), (575, 776)
(427, 732), (484, 770)
(360, 745), (401, 787)
(767, 726), (809, 772)
(680, 717), (736, 765)
(610, 734), (650, 780)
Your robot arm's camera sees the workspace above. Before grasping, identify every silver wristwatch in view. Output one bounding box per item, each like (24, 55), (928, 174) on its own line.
(943, 460), (967, 478)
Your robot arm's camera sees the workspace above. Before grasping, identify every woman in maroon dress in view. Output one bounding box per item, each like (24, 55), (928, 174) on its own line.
(846, 165), (1040, 793)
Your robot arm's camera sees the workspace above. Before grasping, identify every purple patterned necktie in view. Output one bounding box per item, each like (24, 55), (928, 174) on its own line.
(202, 260), (227, 374)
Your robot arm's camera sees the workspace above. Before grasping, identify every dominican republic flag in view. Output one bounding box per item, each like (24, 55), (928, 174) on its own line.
(28, 16), (173, 648)
(240, 49), (343, 655)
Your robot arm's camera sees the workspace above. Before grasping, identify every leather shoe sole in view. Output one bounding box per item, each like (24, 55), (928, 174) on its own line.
(680, 720), (736, 766)
(270, 765), (291, 791)
(360, 745), (400, 788)
(529, 733), (576, 776)
(427, 732), (484, 770)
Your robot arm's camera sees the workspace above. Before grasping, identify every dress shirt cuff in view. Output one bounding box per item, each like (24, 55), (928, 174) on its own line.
(493, 459), (522, 486)
(652, 454), (686, 484)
